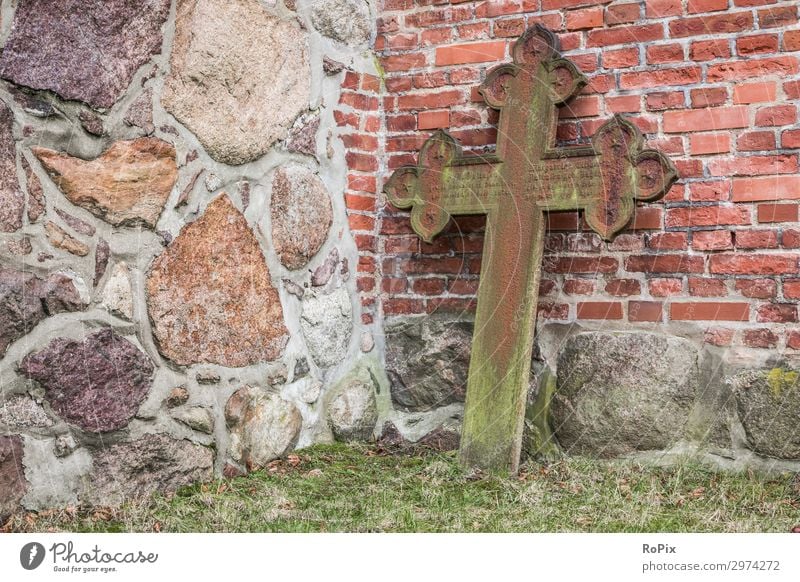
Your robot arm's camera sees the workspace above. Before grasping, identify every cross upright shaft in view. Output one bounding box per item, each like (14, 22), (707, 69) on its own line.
(384, 25), (678, 473)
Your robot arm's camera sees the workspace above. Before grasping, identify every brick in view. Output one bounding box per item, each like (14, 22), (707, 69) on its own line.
(649, 278), (683, 296)
(620, 67), (701, 90)
(736, 34), (779, 55)
(605, 3), (640, 26)
(667, 206), (750, 228)
(418, 110), (450, 130)
(561, 96), (601, 118)
(383, 298), (424, 315)
(687, 0), (728, 12)
(757, 203), (799, 223)
(645, 91), (685, 111)
(669, 12), (754, 38)
(544, 256), (619, 274)
(756, 303), (797, 323)
(602, 47), (639, 69)
(670, 302), (750, 321)
(708, 57), (800, 82)
(381, 53), (427, 72)
(709, 254), (800, 275)
(663, 106), (748, 133)
(689, 181), (730, 202)
(755, 105), (797, 127)
(704, 327), (734, 346)
(345, 194), (376, 212)
(783, 129), (800, 149)
(690, 132), (730, 155)
(690, 39), (730, 61)
(387, 33), (418, 50)
(788, 330), (800, 350)
(563, 278), (596, 295)
(346, 152), (377, 172)
(412, 278), (446, 295)
(732, 81), (777, 104)
(785, 279), (800, 300)
(382, 277), (407, 294)
(738, 131), (776, 152)
(645, 0), (681, 17)
(783, 229), (800, 249)
(606, 95), (641, 113)
(586, 23), (663, 47)
(537, 302), (569, 320)
(692, 230), (734, 251)
(735, 229), (779, 249)
(494, 18), (525, 37)
(605, 278), (641, 296)
(743, 329), (778, 348)
(398, 90), (465, 110)
(689, 277), (727, 297)
(435, 41), (506, 65)
(647, 232), (688, 250)
(785, 29), (800, 51)
(628, 300), (663, 322)
(690, 87), (727, 109)
(421, 28), (453, 46)
(759, 5), (797, 28)
(732, 176), (800, 202)
(566, 6), (603, 30)
(708, 155), (797, 178)
(577, 301), (624, 320)
(625, 255), (705, 273)
(786, 80), (800, 100)
(646, 44), (684, 65)
(449, 278), (480, 295)
(735, 278), (776, 299)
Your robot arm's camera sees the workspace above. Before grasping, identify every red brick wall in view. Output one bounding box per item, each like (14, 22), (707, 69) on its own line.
(351, 0), (800, 350)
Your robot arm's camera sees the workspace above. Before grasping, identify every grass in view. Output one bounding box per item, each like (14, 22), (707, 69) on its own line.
(5, 443), (800, 533)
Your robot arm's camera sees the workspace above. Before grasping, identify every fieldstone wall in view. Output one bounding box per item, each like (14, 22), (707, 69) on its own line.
(0, 0), (390, 520)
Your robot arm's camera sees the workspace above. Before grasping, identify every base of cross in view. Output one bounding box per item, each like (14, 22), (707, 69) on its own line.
(384, 24), (678, 474)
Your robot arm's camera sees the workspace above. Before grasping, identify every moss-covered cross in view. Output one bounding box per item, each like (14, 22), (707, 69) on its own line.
(384, 25), (678, 473)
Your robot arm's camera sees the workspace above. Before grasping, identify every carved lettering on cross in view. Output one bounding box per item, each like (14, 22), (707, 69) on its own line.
(384, 25), (678, 473)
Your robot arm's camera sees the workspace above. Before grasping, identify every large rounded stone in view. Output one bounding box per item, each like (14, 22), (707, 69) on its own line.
(18, 328), (154, 433)
(225, 386), (302, 471)
(33, 138), (178, 228)
(327, 364), (378, 441)
(84, 434), (213, 506)
(0, 435), (26, 521)
(0, 102), (23, 234)
(551, 332), (700, 458)
(147, 195), (288, 367)
(310, 0), (372, 47)
(0, 0), (171, 109)
(300, 287), (353, 369)
(163, 0), (310, 165)
(271, 166), (333, 270)
(734, 367), (800, 460)
(0, 268), (88, 357)
(384, 316), (473, 412)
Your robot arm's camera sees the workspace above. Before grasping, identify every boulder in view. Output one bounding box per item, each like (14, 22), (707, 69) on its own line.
(551, 332), (700, 458)
(327, 365), (378, 441)
(300, 287), (353, 369)
(310, 0), (372, 47)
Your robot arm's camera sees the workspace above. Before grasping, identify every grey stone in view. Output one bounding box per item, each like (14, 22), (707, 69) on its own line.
(327, 364), (378, 441)
(54, 208), (96, 236)
(171, 406), (214, 435)
(311, 248), (339, 287)
(0, 101), (24, 233)
(311, 0), (372, 47)
(21, 156), (45, 223)
(101, 262), (134, 321)
(300, 287), (353, 369)
(0, 396), (52, 428)
(225, 386), (302, 471)
(286, 114), (320, 157)
(271, 166), (333, 270)
(0, 267), (88, 357)
(0, 0), (171, 109)
(360, 331), (374, 353)
(53, 434), (78, 458)
(734, 367), (800, 460)
(322, 57), (345, 75)
(163, 0), (310, 165)
(164, 386), (190, 408)
(385, 315), (473, 412)
(93, 239), (111, 287)
(124, 89), (155, 134)
(0, 435), (26, 520)
(84, 434), (213, 506)
(19, 329), (155, 433)
(78, 111), (104, 136)
(551, 332), (700, 458)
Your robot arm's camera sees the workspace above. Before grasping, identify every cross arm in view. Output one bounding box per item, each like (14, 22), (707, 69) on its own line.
(383, 130), (506, 242)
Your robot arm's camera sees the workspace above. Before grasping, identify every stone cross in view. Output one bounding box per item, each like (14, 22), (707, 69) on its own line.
(384, 25), (678, 473)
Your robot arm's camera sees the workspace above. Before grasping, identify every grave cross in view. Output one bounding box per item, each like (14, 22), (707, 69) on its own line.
(384, 25), (678, 473)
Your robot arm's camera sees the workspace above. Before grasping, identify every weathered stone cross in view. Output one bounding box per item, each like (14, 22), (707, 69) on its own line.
(384, 25), (678, 473)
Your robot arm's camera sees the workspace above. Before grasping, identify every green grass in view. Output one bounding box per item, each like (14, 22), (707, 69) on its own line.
(5, 443), (800, 533)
